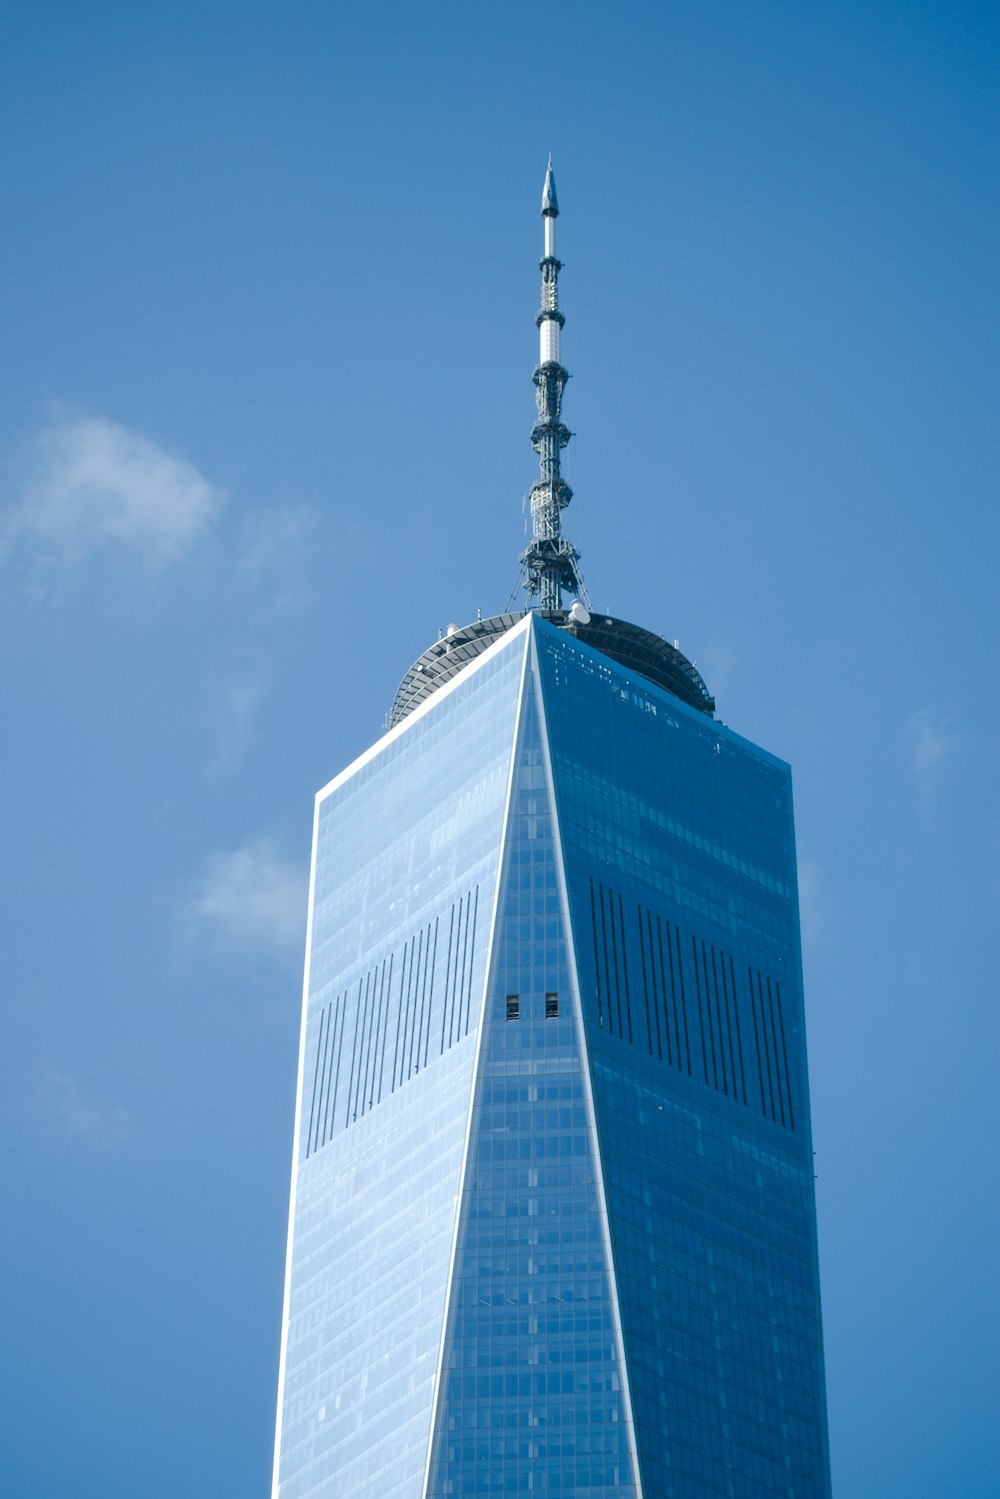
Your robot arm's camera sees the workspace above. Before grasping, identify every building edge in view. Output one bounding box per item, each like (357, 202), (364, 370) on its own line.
(271, 791), (322, 1498)
(531, 618), (646, 1499)
(418, 628), (533, 1499)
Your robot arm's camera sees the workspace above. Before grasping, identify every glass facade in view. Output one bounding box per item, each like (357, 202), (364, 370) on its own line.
(535, 620), (830, 1499)
(274, 627), (528, 1499)
(427, 662), (637, 1498)
(274, 614), (831, 1499)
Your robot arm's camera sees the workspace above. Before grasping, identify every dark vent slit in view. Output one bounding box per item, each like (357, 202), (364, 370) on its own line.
(363, 969), (380, 1112)
(608, 892), (625, 1038)
(774, 981), (796, 1132)
(344, 978), (365, 1127)
(702, 940), (722, 1092)
(391, 944), (405, 1093)
(599, 886), (615, 1036)
(760, 971), (780, 1124)
(590, 880), (604, 1028)
(727, 955), (748, 1106)
(317, 993), (339, 1150)
(407, 930), (424, 1081)
(402, 937), (418, 1085)
(306, 1003), (329, 1157)
(326, 991), (346, 1145)
(650, 905), (665, 1061)
(710, 947), (731, 1097)
(391, 944), (409, 1093)
(747, 966), (768, 1118)
(312, 1003), (330, 1154)
(765, 977), (787, 1128)
(353, 965), (373, 1121)
(655, 916), (675, 1069)
(359, 971), (374, 1115)
(637, 905), (654, 1057)
(374, 958), (389, 1103)
(464, 886), (479, 1037)
(365, 961), (385, 1111)
(691, 935), (711, 1085)
(424, 918), (439, 1069)
(671, 923), (692, 1076)
(617, 893), (634, 1043)
(363, 968), (380, 1114)
(457, 891), (471, 1040)
(416, 924), (431, 1070)
(441, 904), (456, 1054)
(756, 969), (777, 1122)
(377, 954), (393, 1104)
(448, 897), (463, 1047)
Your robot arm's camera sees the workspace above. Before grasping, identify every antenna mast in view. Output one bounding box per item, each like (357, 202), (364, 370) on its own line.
(518, 159), (589, 612)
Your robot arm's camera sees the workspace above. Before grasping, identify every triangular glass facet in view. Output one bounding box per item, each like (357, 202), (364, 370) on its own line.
(427, 648), (637, 1498)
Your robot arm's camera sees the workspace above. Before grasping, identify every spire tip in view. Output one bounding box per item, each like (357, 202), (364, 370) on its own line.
(541, 158), (559, 217)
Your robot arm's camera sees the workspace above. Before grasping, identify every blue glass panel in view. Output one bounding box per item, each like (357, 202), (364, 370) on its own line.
(428, 663), (637, 1499)
(276, 628), (528, 1499)
(536, 619), (831, 1499)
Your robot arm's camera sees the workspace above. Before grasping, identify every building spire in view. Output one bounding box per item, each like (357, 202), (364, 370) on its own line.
(517, 159), (589, 613)
(541, 155), (558, 216)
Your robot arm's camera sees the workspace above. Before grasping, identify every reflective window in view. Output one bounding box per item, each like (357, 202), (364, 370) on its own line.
(275, 615), (831, 1499)
(275, 628), (528, 1499)
(537, 620), (831, 1499)
(426, 667), (637, 1499)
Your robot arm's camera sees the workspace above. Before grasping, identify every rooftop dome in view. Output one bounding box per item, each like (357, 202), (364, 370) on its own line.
(389, 611), (715, 728)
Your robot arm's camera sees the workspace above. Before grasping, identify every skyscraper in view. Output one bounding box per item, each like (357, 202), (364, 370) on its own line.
(272, 165), (832, 1499)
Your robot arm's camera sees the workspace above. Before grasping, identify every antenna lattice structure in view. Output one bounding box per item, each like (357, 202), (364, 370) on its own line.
(516, 160), (590, 612)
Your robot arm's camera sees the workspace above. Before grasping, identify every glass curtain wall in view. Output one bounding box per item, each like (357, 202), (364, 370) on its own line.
(427, 659), (637, 1498)
(536, 620), (831, 1499)
(274, 628), (528, 1499)
(275, 613), (831, 1499)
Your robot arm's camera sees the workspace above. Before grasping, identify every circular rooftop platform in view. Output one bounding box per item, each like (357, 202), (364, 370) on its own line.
(389, 611), (715, 728)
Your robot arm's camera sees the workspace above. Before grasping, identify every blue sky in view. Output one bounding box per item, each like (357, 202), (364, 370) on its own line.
(2, 1), (997, 1494)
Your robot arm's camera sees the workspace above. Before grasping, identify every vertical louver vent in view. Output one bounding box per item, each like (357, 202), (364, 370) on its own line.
(588, 878), (796, 1132)
(304, 886), (480, 1158)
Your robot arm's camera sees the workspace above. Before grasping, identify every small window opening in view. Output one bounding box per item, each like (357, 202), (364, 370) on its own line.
(506, 994), (520, 1022)
(545, 993), (559, 1019)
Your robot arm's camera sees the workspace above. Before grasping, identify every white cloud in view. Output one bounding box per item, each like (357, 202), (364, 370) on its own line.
(237, 503), (321, 614)
(904, 709), (953, 806)
(210, 673), (265, 775)
(3, 415), (224, 563)
(37, 1065), (136, 1149)
(186, 837), (306, 961)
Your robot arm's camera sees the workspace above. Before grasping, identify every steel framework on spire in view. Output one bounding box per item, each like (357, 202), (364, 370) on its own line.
(513, 161), (590, 612)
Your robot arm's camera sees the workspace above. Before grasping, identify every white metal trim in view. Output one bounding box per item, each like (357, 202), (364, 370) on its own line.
(271, 792), (322, 1498)
(530, 620), (646, 1499)
(418, 626), (533, 1499)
